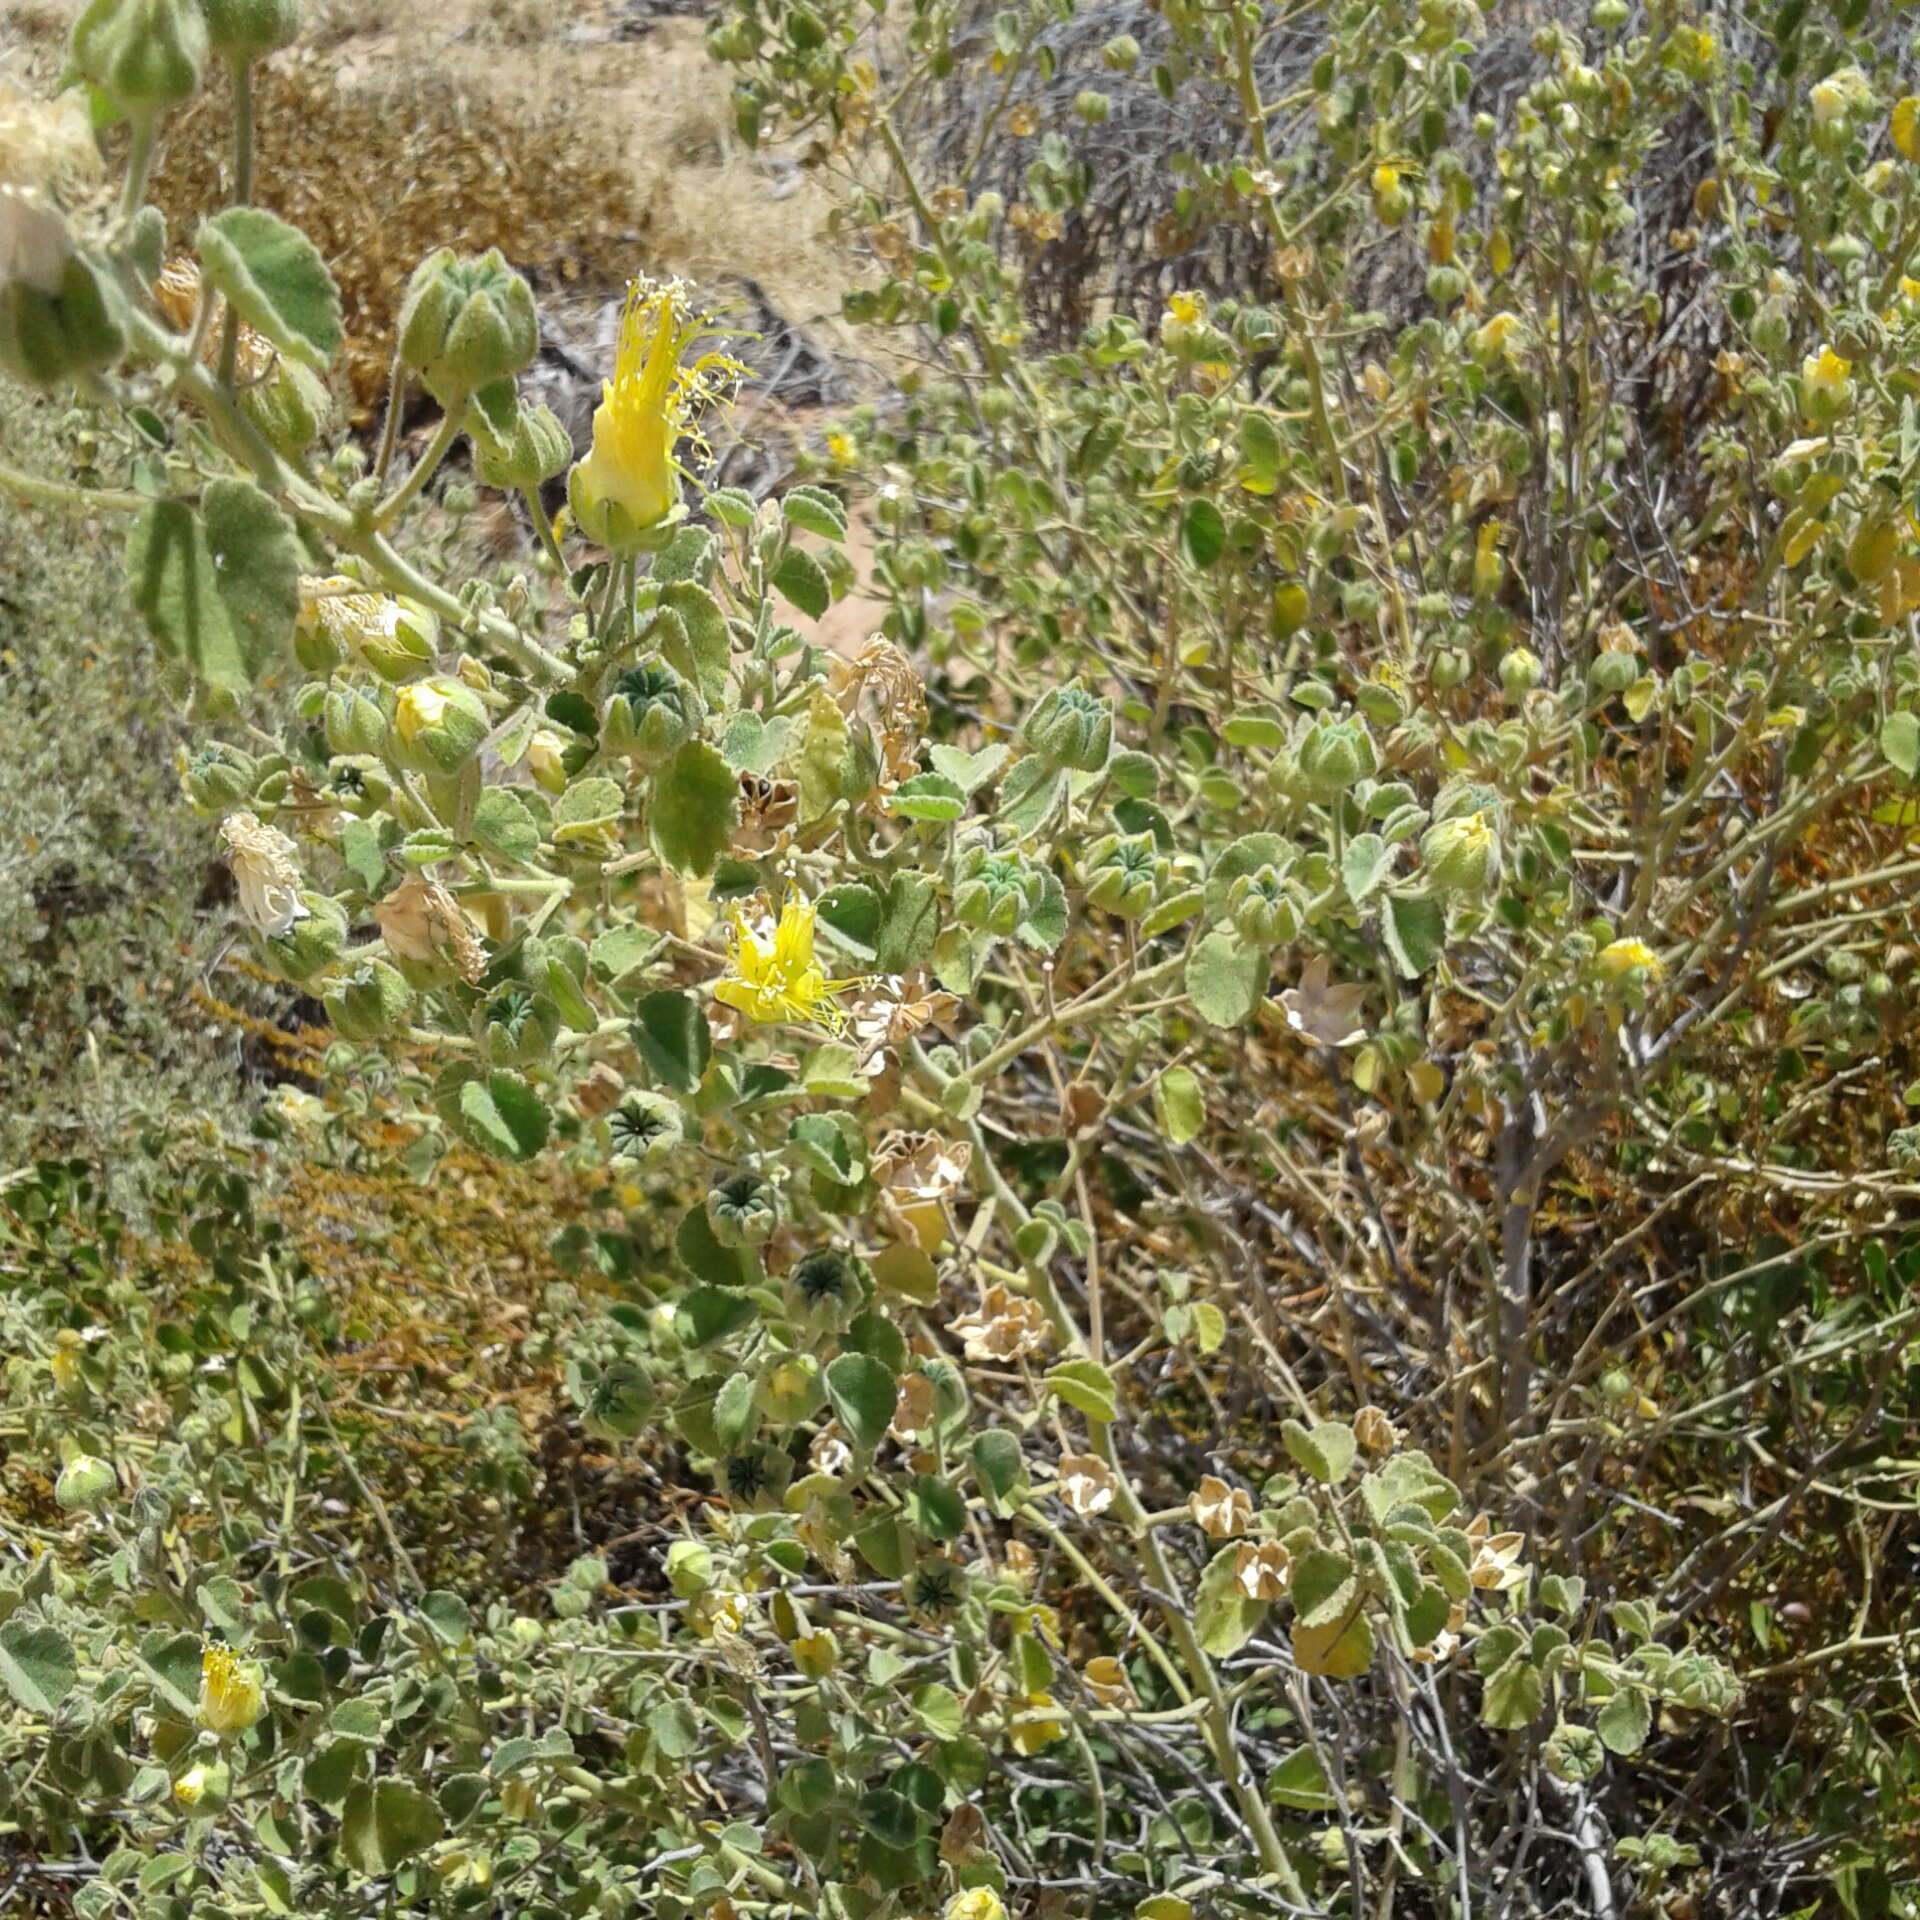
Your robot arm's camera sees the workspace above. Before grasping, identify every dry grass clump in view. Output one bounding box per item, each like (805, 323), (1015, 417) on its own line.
(151, 48), (652, 409)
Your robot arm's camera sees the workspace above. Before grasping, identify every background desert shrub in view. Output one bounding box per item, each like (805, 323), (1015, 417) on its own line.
(0, 387), (262, 1169)
(150, 47), (652, 408)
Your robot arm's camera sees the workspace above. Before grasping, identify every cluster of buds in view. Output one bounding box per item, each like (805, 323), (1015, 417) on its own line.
(1081, 829), (1166, 920)
(1226, 860), (1302, 947)
(953, 832), (1047, 935)
(1022, 682), (1113, 772)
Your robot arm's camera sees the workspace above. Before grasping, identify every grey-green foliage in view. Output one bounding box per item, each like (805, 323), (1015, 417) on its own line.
(0, 386), (255, 1165)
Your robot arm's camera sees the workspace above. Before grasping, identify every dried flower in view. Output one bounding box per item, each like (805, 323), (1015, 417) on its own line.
(1082, 1655), (1138, 1708)
(0, 85), (101, 197)
(714, 899), (866, 1033)
(809, 1425), (853, 1477)
(1466, 1514), (1529, 1591)
(1353, 1406), (1400, 1454)
(155, 257), (274, 382)
(1278, 955), (1369, 1047)
(1233, 1540), (1293, 1601)
(198, 1644), (266, 1736)
(0, 186), (70, 297)
(847, 973), (960, 1084)
(1059, 1453), (1117, 1517)
(829, 638), (926, 784)
(949, 1283), (1051, 1363)
(220, 812), (309, 939)
(1189, 1475), (1252, 1539)
(873, 1127), (971, 1246)
(374, 875), (485, 984)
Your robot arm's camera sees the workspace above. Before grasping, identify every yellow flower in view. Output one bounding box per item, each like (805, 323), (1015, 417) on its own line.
(940, 1889), (1006, 1920)
(945, 1891), (1007, 1920)
(393, 681), (449, 744)
(1895, 97), (1920, 163)
(1008, 1690), (1067, 1754)
(197, 1644), (266, 1737)
(1597, 938), (1663, 982)
(713, 900), (865, 1033)
(1801, 346), (1854, 423)
(568, 279), (743, 553)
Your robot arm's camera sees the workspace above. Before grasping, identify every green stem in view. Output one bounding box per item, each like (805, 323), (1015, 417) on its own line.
(0, 458), (147, 516)
(118, 113), (157, 223)
(374, 407), (465, 528)
(217, 59), (257, 390)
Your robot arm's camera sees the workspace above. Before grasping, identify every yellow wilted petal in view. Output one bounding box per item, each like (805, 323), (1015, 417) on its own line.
(1621, 676), (1658, 722)
(1407, 1060), (1446, 1104)
(1893, 96), (1920, 162)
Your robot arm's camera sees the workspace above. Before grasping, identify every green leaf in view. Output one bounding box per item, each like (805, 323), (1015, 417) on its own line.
(1194, 1545), (1265, 1657)
(1238, 413), (1283, 495)
(772, 546), (831, 620)
(782, 486), (849, 541)
(815, 882), (881, 959)
(127, 481), (300, 690)
(631, 989), (711, 1092)
(0, 1622), (75, 1714)
(471, 788), (541, 864)
(1180, 498), (1226, 569)
(1360, 1452), (1459, 1525)
(1046, 1357), (1118, 1424)
(1595, 1686), (1651, 1755)
(552, 776), (625, 843)
(660, 582), (731, 704)
(1185, 927), (1268, 1028)
(341, 1780), (444, 1876)
(1882, 711), (1920, 779)
(908, 1474), (967, 1542)
(972, 1430), (1027, 1513)
(1380, 889), (1447, 978)
(1139, 885), (1204, 939)
(455, 1072), (549, 1162)
(1292, 1610), (1374, 1679)
(824, 1353), (897, 1450)
(676, 1286), (757, 1347)
(591, 923), (660, 986)
(888, 772), (967, 822)
(911, 1682), (964, 1741)
(1154, 1065), (1205, 1145)
(651, 741), (738, 876)
(419, 1592), (471, 1647)
(1290, 1549), (1358, 1629)
(197, 207), (343, 367)
(713, 1369), (759, 1450)
(1222, 705), (1287, 750)
(1267, 1747), (1336, 1810)
(994, 755), (1069, 839)
(1283, 1419), (1357, 1485)
(675, 1205), (760, 1289)
(877, 871), (941, 973)
(929, 743), (1009, 794)
(1341, 832), (1390, 903)
(1481, 1653), (1545, 1730)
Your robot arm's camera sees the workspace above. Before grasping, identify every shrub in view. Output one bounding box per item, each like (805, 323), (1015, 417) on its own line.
(6, 0), (1920, 1912)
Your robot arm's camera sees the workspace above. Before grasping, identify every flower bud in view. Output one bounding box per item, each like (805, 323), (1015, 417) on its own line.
(1082, 831), (1160, 919)
(239, 354), (332, 458)
(1800, 346), (1853, 425)
(954, 854), (1038, 934)
(182, 743), (258, 811)
(323, 681), (388, 757)
(55, 1453), (117, 1510)
(392, 675), (489, 775)
(526, 727), (570, 794)
(356, 600), (439, 683)
(1498, 646), (1543, 695)
(1023, 683), (1112, 772)
(604, 661), (698, 761)
(264, 893), (346, 982)
(1588, 649), (1640, 695)
(197, 1645), (266, 1737)
(1227, 866), (1300, 946)
(324, 958), (414, 1041)
(1420, 809), (1500, 894)
(0, 190), (124, 389)
(1296, 716), (1376, 797)
(1101, 32), (1140, 70)
(68, 0), (207, 118)
(396, 247), (537, 404)
(607, 1089), (684, 1166)
(1073, 89), (1111, 124)
(200, 0), (299, 63)
(471, 400), (573, 492)
(483, 985), (560, 1067)
(706, 1171), (779, 1248)
(171, 1759), (231, 1814)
